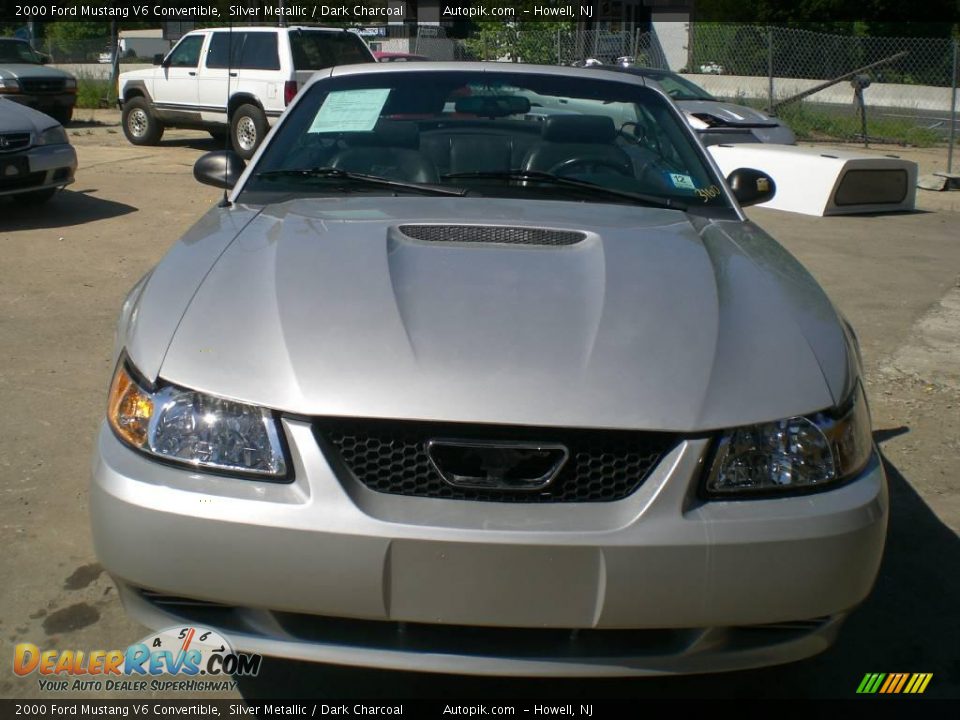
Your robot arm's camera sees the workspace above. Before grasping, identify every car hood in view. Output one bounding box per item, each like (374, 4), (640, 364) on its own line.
(0, 63), (73, 81)
(676, 100), (781, 127)
(136, 197), (854, 432)
(0, 96), (59, 131)
(118, 67), (157, 83)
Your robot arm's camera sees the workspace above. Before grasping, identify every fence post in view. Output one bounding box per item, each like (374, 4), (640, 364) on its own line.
(767, 27), (774, 112)
(556, 27), (561, 65)
(948, 37), (958, 174)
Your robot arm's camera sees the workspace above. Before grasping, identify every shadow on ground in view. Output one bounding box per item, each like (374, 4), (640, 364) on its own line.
(236, 437), (958, 699)
(65, 118), (115, 128)
(159, 136), (228, 153)
(0, 188), (136, 230)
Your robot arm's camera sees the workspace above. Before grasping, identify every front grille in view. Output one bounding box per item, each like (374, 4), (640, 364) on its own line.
(20, 78), (66, 94)
(273, 612), (697, 657)
(399, 224), (585, 246)
(316, 419), (677, 503)
(134, 589), (838, 662)
(0, 133), (31, 153)
(0, 170), (44, 191)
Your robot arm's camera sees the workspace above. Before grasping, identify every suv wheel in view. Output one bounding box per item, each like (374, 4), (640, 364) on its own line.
(231, 104), (267, 160)
(122, 97), (164, 146)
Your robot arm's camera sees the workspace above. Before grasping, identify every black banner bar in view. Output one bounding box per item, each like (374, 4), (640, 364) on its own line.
(0, 0), (956, 24)
(1, 699), (959, 719)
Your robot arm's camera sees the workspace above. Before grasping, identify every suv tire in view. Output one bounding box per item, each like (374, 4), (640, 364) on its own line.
(231, 103), (267, 160)
(122, 97), (164, 146)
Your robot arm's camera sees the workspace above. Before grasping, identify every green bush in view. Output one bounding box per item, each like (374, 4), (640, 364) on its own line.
(774, 102), (942, 146)
(74, 73), (116, 109)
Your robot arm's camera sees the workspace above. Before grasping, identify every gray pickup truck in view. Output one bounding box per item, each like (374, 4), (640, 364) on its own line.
(0, 38), (77, 125)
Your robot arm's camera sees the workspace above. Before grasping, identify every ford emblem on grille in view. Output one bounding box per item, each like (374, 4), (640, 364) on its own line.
(426, 440), (569, 491)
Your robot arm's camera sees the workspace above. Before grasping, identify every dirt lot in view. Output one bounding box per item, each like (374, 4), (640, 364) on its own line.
(1, 111), (958, 700)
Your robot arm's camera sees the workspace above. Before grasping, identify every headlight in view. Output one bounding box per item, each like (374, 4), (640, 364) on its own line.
(64, 77), (77, 91)
(0, 78), (20, 93)
(38, 126), (68, 145)
(107, 360), (288, 479)
(705, 382), (874, 496)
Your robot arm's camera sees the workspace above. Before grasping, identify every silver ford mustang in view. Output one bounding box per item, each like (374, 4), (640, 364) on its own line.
(91, 63), (887, 677)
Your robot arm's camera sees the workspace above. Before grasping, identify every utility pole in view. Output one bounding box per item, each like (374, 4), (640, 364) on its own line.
(110, 19), (120, 101)
(948, 38), (957, 174)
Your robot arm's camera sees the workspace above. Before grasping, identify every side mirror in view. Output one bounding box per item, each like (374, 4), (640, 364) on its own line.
(194, 150), (246, 189)
(153, 54), (165, 66)
(39, 54), (50, 65)
(726, 167), (776, 207)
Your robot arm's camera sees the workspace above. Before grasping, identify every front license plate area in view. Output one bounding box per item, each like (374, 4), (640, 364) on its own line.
(0, 157), (29, 177)
(387, 540), (603, 627)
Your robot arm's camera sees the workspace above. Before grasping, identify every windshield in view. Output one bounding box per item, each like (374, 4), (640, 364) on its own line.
(243, 70), (730, 210)
(0, 39), (42, 65)
(641, 71), (716, 102)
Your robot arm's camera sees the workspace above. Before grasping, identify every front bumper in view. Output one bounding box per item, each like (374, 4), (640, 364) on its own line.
(91, 419), (887, 676)
(4, 93), (76, 116)
(0, 143), (76, 197)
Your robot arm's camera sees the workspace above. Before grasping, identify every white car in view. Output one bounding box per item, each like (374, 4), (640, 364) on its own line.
(117, 26), (375, 159)
(699, 62), (725, 75)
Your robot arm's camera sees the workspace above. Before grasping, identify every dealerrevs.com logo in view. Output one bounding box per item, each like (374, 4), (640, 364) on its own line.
(13, 626), (262, 693)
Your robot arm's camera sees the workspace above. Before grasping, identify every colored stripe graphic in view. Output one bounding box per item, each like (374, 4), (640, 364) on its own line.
(879, 674), (897, 693)
(857, 672), (932, 694)
(857, 673), (887, 695)
(892, 674), (909, 693)
(890, 674), (909, 693)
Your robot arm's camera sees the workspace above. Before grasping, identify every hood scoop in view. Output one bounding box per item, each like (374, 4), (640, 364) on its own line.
(398, 224), (586, 247)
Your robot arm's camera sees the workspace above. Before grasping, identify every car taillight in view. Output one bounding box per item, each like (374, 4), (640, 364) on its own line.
(284, 81), (298, 106)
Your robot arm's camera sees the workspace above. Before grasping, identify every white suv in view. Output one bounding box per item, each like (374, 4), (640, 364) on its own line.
(117, 26), (375, 158)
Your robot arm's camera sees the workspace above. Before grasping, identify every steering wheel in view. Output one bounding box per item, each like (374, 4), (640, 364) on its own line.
(548, 156), (633, 177)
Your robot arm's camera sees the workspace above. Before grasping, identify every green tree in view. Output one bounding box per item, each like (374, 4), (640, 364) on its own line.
(41, 21), (110, 61)
(462, 1), (574, 63)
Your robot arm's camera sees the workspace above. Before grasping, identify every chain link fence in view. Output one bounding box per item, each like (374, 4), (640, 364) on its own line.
(27, 21), (959, 167)
(408, 24), (957, 160)
(688, 24), (958, 154)
(406, 26), (668, 68)
(32, 36), (164, 64)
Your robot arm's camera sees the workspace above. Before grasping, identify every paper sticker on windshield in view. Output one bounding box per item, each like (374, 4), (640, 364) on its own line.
(309, 89), (390, 133)
(666, 173), (696, 190)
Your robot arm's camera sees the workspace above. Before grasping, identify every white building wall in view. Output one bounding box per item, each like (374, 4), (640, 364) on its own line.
(651, 16), (690, 71)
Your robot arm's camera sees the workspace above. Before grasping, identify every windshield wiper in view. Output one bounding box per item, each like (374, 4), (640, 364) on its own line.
(255, 167), (467, 197)
(441, 170), (688, 211)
